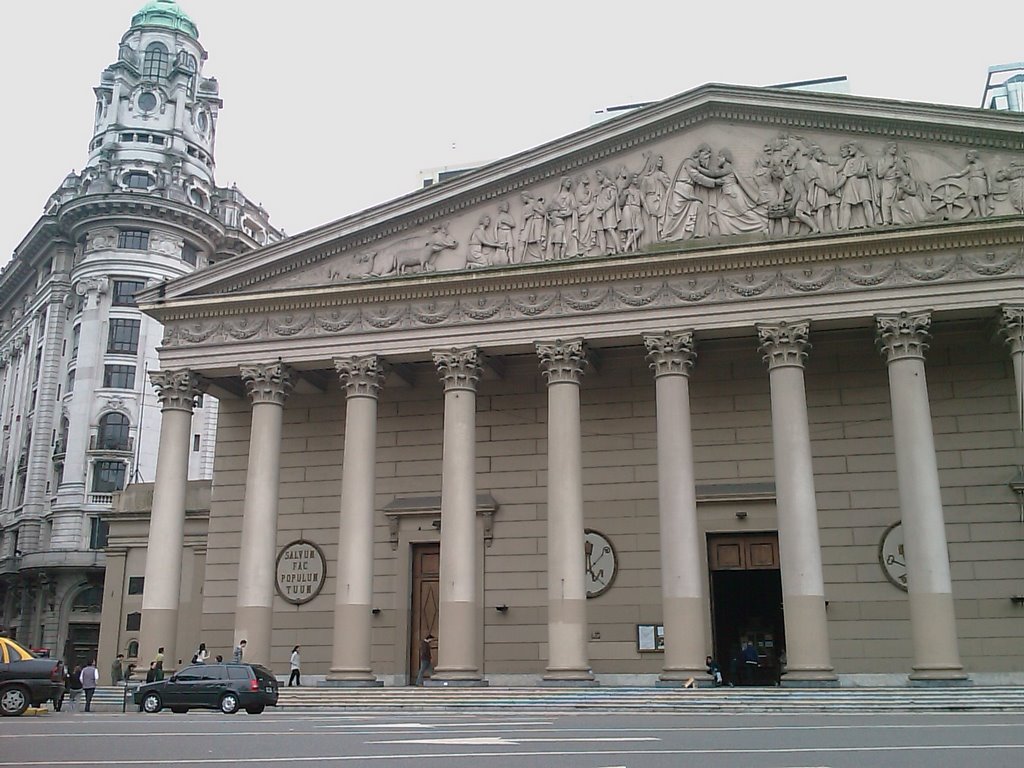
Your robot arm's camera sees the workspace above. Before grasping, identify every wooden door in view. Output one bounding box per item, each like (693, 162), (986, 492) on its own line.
(708, 533), (779, 571)
(409, 543), (440, 682)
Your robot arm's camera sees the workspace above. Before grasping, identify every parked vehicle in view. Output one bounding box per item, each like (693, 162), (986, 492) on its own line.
(0, 637), (65, 716)
(133, 662), (278, 714)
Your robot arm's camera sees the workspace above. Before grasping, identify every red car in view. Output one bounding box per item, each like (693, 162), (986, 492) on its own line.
(0, 637), (65, 716)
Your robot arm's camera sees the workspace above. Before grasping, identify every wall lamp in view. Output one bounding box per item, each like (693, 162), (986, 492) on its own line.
(1010, 596), (1024, 606)
(371, 608), (381, 615)
(495, 604), (509, 613)
(735, 510), (748, 520)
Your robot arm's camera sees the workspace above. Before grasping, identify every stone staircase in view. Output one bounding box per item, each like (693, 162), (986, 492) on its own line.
(64, 684), (1024, 714)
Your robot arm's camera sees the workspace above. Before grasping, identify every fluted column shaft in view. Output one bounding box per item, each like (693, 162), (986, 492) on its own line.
(139, 370), (202, 670)
(876, 311), (966, 682)
(757, 321), (836, 684)
(1000, 306), (1024, 435)
(537, 339), (593, 682)
(431, 348), (483, 682)
(327, 356), (384, 683)
(235, 362), (294, 666)
(643, 331), (708, 682)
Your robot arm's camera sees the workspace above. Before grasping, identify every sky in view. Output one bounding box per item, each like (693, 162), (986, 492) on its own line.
(1, 0), (1021, 267)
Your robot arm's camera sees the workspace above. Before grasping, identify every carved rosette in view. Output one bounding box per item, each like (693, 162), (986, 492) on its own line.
(643, 331), (696, 377)
(432, 347), (482, 392)
(876, 311), (932, 363)
(999, 305), (1024, 356)
(149, 369), (204, 412)
(334, 354), (385, 398)
(240, 362), (295, 406)
(536, 338), (589, 385)
(757, 321), (811, 370)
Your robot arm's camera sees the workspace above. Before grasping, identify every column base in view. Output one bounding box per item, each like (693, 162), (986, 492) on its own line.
(424, 678), (489, 687)
(781, 667), (839, 687)
(909, 666), (971, 686)
(319, 678), (384, 688)
(658, 670), (711, 688)
(539, 678), (599, 687)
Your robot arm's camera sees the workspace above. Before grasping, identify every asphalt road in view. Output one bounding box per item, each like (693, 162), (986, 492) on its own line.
(2, 709), (1023, 767)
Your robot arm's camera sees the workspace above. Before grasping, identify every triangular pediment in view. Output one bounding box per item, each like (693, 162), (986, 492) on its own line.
(151, 83), (1023, 304)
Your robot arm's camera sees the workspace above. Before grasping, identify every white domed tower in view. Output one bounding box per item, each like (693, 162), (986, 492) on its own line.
(0, 0), (279, 667)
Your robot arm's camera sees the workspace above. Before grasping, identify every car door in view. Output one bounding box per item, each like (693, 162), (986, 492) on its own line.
(164, 666), (203, 706)
(199, 665), (226, 706)
(0, 640), (10, 684)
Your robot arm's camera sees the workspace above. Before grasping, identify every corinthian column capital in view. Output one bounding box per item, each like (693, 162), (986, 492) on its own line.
(240, 361), (295, 406)
(999, 305), (1024, 355)
(432, 347), (482, 392)
(334, 354), (385, 398)
(757, 321), (811, 370)
(644, 330), (696, 377)
(149, 369), (204, 413)
(536, 338), (589, 385)
(876, 311), (931, 363)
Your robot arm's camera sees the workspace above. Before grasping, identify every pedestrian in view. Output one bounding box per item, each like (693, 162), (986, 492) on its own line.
(66, 666), (83, 711)
(232, 639), (246, 663)
(110, 653), (125, 686)
(153, 647), (165, 681)
(415, 634), (434, 686)
(145, 661), (158, 683)
(80, 660), (99, 712)
(741, 640), (760, 685)
(705, 655), (723, 686)
(215, 654), (223, 663)
(192, 643), (208, 664)
(288, 645), (301, 686)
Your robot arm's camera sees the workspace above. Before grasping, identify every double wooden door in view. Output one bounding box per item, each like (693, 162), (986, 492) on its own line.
(409, 543), (439, 682)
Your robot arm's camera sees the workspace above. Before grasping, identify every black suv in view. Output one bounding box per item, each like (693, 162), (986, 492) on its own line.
(134, 662), (278, 714)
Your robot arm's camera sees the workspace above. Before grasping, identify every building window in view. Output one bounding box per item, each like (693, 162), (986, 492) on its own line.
(66, 368), (76, 394)
(181, 242), (198, 266)
(125, 172), (152, 190)
(92, 460), (126, 494)
(107, 319), (141, 354)
(127, 577), (144, 595)
(117, 230), (149, 251)
(125, 613), (141, 632)
(137, 91), (158, 112)
(112, 280), (146, 307)
(72, 586), (103, 612)
(103, 364), (136, 390)
(89, 517), (109, 549)
(127, 640), (139, 657)
(71, 326), (80, 358)
(193, 434), (201, 452)
(142, 43), (169, 79)
(97, 412), (131, 451)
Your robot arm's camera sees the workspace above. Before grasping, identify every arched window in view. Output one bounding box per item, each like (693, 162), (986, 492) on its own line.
(98, 412), (131, 451)
(127, 639), (140, 658)
(143, 42), (169, 79)
(72, 586), (103, 613)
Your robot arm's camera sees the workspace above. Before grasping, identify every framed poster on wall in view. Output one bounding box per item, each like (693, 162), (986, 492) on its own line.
(637, 624), (665, 653)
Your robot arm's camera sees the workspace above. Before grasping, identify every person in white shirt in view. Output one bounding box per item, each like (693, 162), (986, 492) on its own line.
(288, 646), (301, 686)
(193, 643), (209, 664)
(79, 661), (99, 712)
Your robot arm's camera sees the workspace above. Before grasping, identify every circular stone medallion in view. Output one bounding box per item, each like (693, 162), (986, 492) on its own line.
(275, 540), (327, 605)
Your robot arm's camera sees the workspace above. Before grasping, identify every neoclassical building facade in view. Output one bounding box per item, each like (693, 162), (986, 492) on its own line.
(109, 83), (1023, 686)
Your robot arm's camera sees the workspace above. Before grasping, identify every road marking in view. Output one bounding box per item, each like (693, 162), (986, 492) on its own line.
(317, 720), (553, 729)
(368, 736), (660, 745)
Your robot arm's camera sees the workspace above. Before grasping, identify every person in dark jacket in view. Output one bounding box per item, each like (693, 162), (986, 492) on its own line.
(415, 634), (434, 686)
(66, 666), (84, 711)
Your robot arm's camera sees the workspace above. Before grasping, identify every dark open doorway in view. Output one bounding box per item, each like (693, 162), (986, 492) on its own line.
(708, 532), (785, 686)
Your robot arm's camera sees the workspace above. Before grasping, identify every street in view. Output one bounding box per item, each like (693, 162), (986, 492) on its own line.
(2, 709), (1023, 767)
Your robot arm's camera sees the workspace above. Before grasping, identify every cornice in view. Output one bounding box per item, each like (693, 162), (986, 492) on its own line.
(56, 194), (225, 244)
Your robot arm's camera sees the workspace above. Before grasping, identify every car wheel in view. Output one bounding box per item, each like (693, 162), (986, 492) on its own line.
(141, 693), (162, 714)
(245, 705), (265, 714)
(219, 693), (239, 714)
(0, 685), (30, 717)
(170, 707), (189, 714)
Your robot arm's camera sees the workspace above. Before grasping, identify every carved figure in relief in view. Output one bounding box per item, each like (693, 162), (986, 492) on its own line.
(551, 177), (580, 259)
(593, 169), (622, 255)
(517, 192), (548, 262)
(941, 150), (993, 218)
(495, 201), (517, 263)
(767, 163), (819, 235)
(995, 162), (1024, 213)
(575, 175), (596, 255)
(617, 173), (644, 252)
(662, 144), (718, 240)
(835, 142), (876, 229)
(875, 142), (913, 225)
(467, 215), (503, 268)
(706, 149), (768, 236)
(366, 225), (459, 276)
(891, 173), (938, 225)
(639, 152), (671, 247)
(806, 145), (841, 232)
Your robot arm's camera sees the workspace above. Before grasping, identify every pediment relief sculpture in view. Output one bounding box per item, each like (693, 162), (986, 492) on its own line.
(268, 131), (1023, 292)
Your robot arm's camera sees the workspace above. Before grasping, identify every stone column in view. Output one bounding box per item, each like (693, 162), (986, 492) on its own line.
(757, 321), (837, 685)
(876, 311), (967, 683)
(999, 306), (1024, 434)
(536, 339), (594, 683)
(234, 362), (294, 667)
(326, 355), (385, 686)
(643, 331), (709, 684)
(430, 347), (485, 684)
(139, 369), (203, 670)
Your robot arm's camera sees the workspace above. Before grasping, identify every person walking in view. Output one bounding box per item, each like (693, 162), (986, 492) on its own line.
(193, 643), (209, 664)
(232, 639), (246, 663)
(66, 666), (83, 712)
(288, 646), (301, 686)
(153, 647), (165, 681)
(415, 634), (434, 686)
(145, 661), (158, 683)
(80, 660), (99, 712)
(110, 654), (124, 686)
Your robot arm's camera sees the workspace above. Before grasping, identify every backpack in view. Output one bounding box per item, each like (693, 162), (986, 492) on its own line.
(191, 653), (198, 664)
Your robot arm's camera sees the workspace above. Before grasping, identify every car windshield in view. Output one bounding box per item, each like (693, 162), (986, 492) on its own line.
(0, 638), (36, 662)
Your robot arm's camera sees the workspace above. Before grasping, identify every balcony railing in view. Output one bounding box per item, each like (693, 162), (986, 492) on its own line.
(88, 435), (134, 452)
(87, 493), (114, 506)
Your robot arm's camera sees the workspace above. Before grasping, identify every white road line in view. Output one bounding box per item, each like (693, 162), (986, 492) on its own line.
(368, 737), (661, 745)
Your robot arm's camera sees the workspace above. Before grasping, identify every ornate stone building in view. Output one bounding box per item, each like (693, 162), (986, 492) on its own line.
(0, 0), (277, 667)
(109, 87), (1022, 683)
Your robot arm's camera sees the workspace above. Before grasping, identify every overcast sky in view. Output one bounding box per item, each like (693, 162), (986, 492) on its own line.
(1, 0), (1021, 266)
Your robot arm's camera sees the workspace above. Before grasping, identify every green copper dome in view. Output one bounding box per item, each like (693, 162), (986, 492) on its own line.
(131, 0), (199, 39)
